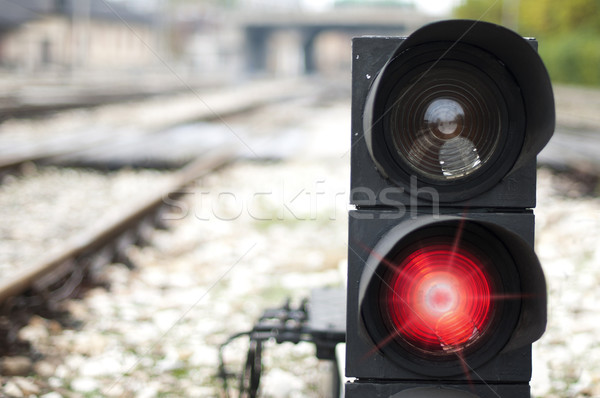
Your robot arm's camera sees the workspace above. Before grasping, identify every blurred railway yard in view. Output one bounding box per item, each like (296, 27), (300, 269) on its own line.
(0, 1), (599, 398)
(0, 76), (597, 397)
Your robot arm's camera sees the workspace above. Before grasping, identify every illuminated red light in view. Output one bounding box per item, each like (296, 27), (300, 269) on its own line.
(384, 242), (493, 353)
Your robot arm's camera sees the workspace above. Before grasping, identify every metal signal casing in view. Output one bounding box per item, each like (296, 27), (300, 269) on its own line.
(346, 210), (546, 379)
(351, 21), (554, 208)
(346, 20), (553, 397)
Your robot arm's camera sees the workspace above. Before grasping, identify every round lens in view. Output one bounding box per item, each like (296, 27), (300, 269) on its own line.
(382, 238), (494, 354)
(386, 67), (503, 182)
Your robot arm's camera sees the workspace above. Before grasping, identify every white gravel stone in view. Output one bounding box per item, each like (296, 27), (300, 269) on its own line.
(13, 376), (40, 396)
(70, 376), (99, 393)
(531, 168), (600, 398)
(40, 392), (63, 398)
(0, 167), (172, 283)
(261, 368), (306, 398)
(2, 381), (24, 397)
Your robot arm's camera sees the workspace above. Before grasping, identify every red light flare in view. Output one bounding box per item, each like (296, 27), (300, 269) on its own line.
(386, 245), (492, 352)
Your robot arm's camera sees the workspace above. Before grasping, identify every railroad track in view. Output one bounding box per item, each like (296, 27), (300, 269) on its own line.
(2, 79), (598, 181)
(0, 74), (219, 121)
(0, 77), (344, 311)
(0, 78), (320, 178)
(0, 149), (236, 350)
(0, 77), (333, 358)
(538, 84), (600, 187)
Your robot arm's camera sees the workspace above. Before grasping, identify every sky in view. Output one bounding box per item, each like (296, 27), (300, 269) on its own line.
(302, 0), (462, 15)
(412, 0), (462, 15)
(114, 0), (462, 16)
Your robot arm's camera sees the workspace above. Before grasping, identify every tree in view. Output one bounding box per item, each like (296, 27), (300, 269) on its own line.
(453, 0), (503, 25)
(453, 0), (600, 85)
(454, 0), (600, 36)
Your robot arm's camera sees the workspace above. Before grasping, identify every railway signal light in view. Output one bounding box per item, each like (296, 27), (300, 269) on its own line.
(346, 20), (554, 397)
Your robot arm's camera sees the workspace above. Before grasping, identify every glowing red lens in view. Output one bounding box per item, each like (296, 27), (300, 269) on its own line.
(384, 241), (493, 352)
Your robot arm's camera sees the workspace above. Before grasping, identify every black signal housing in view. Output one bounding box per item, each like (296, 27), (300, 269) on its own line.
(346, 20), (553, 397)
(351, 19), (554, 206)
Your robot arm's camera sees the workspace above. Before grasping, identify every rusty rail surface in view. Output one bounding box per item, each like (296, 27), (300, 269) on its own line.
(0, 149), (236, 305)
(0, 78), (312, 176)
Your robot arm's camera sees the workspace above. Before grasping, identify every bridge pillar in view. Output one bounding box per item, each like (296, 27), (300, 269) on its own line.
(245, 27), (269, 74)
(303, 29), (320, 74)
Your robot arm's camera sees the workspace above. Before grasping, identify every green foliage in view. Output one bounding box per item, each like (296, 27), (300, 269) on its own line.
(539, 28), (600, 86)
(452, 0), (600, 86)
(453, 0), (600, 34)
(519, 0), (600, 35)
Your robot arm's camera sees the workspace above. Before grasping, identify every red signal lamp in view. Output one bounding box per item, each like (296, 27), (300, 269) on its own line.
(383, 241), (493, 353)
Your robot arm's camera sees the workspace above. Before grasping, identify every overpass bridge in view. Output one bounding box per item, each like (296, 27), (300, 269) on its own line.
(235, 7), (435, 74)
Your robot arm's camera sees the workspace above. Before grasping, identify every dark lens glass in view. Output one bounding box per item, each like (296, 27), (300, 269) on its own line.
(386, 67), (502, 181)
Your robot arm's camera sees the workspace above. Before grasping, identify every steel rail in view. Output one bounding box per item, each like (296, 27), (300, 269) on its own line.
(0, 78), (312, 176)
(0, 148), (236, 305)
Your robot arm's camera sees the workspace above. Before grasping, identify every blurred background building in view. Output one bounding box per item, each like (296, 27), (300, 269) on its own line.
(0, 0), (598, 86)
(0, 0), (157, 74)
(0, 0), (434, 82)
